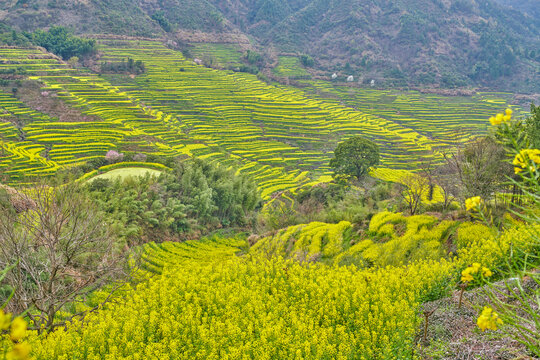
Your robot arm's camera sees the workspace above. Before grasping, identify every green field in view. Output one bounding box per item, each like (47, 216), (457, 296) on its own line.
(89, 167), (163, 182)
(0, 40), (515, 197)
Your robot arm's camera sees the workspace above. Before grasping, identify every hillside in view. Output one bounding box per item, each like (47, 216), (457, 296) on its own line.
(493, 0), (540, 20)
(1, 0), (539, 92)
(0, 0), (229, 36)
(0, 39), (520, 196)
(251, 0), (540, 91)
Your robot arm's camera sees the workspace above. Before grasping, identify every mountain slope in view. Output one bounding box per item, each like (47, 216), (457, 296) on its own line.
(255, 0), (540, 89)
(0, 0), (539, 91)
(0, 0), (229, 36)
(493, 0), (540, 20)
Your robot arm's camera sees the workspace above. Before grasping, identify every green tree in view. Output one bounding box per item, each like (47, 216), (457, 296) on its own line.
(329, 136), (380, 180)
(32, 26), (96, 60)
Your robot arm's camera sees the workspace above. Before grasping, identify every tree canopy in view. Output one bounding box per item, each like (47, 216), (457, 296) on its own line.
(329, 136), (380, 180)
(32, 26), (96, 60)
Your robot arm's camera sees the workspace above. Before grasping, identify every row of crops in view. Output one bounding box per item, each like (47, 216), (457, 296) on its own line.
(92, 40), (447, 196)
(0, 40), (514, 197)
(0, 49), (67, 181)
(302, 80), (519, 146)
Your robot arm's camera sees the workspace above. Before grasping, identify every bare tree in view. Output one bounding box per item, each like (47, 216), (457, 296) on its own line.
(444, 137), (512, 201)
(432, 158), (460, 211)
(419, 161), (436, 202)
(399, 174), (430, 215)
(0, 181), (126, 332)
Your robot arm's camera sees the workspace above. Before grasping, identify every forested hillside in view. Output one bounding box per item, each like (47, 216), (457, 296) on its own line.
(493, 0), (540, 20)
(240, 0), (540, 90)
(1, 0), (539, 91)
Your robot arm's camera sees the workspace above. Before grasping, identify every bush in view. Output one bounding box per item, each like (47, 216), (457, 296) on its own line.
(300, 54), (315, 67)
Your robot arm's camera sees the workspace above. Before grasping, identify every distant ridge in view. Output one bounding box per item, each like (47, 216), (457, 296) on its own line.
(1, 0), (539, 92)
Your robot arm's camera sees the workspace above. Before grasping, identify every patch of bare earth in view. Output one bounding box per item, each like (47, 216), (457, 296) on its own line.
(12, 81), (100, 123)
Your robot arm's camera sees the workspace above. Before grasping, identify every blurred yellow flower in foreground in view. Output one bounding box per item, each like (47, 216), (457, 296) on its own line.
(489, 109), (512, 125)
(10, 317), (27, 342)
(0, 310), (11, 331)
(7, 342), (31, 360)
(513, 149), (540, 174)
(465, 196), (482, 211)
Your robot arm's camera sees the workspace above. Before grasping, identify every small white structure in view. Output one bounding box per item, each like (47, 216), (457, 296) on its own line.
(347, 75), (354, 82)
(193, 58), (203, 65)
(331, 73), (338, 80)
(370, 79), (375, 87)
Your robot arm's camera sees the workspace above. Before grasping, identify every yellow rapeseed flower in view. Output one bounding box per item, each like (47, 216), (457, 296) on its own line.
(513, 149), (540, 174)
(505, 108), (512, 116)
(0, 309), (11, 331)
(489, 116), (498, 126)
(503, 115), (511, 122)
(10, 317), (27, 342)
(461, 271), (474, 283)
(6, 342), (31, 360)
(460, 263), (489, 283)
(465, 196), (482, 211)
(477, 306), (503, 331)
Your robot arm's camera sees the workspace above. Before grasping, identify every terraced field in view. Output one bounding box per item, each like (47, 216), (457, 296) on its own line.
(189, 43), (245, 69)
(0, 40), (515, 197)
(303, 81), (520, 147)
(273, 56), (311, 79)
(139, 235), (247, 274)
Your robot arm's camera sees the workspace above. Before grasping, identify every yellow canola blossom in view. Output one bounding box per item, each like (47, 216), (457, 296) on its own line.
(489, 109), (512, 125)
(28, 253), (455, 359)
(477, 306), (503, 331)
(460, 263), (492, 283)
(465, 196), (482, 211)
(9, 318), (27, 342)
(6, 342), (31, 360)
(513, 149), (540, 174)
(0, 312), (30, 360)
(17, 215), (538, 359)
(0, 310), (11, 331)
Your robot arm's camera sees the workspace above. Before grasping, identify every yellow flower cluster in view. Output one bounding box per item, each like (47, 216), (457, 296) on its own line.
(27, 236), (456, 359)
(458, 222), (539, 272)
(477, 306), (503, 331)
(460, 263), (493, 283)
(489, 108), (512, 126)
(465, 196), (482, 211)
(513, 149), (540, 174)
(0, 310), (30, 360)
